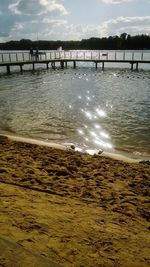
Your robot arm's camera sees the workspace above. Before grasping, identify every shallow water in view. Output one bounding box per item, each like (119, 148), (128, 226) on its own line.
(0, 65), (150, 158)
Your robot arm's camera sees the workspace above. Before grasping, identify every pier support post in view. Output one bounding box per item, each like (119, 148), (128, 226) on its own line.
(6, 65), (10, 74)
(130, 63), (133, 71)
(51, 62), (55, 70)
(95, 62), (98, 69)
(73, 61), (76, 69)
(102, 62), (104, 71)
(60, 61), (64, 69)
(136, 62), (138, 71)
(46, 63), (49, 70)
(20, 65), (23, 73)
(32, 63), (35, 71)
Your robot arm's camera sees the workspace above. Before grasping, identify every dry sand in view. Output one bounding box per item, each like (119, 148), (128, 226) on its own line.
(0, 135), (150, 267)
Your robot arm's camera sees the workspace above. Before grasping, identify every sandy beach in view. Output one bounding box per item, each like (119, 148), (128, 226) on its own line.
(0, 135), (150, 267)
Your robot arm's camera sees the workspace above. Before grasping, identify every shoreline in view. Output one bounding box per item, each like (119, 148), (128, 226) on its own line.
(0, 133), (147, 164)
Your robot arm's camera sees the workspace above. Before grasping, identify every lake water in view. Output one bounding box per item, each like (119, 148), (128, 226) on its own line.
(0, 54), (150, 159)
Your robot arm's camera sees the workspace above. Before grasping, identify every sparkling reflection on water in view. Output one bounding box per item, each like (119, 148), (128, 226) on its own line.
(0, 66), (150, 158)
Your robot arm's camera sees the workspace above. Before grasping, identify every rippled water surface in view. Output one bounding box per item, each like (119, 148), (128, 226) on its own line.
(0, 65), (150, 158)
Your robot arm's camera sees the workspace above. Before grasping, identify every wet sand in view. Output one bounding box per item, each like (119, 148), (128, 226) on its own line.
(0, 135), (150, 267)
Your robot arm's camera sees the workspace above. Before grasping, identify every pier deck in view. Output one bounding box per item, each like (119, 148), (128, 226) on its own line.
(0, 50), (150, 74)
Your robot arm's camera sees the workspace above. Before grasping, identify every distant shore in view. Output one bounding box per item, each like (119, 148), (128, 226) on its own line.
(0, 134), (150, 266)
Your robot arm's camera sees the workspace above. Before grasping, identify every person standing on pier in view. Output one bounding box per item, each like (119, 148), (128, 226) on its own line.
(35, 47), (39, 60)
(29, 47), (34, 60)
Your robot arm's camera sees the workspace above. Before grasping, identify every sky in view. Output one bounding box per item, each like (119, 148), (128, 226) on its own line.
(0, 0), (150, 42)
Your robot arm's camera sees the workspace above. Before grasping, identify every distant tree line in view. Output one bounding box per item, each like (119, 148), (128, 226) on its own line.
(0, 33), (150, 50)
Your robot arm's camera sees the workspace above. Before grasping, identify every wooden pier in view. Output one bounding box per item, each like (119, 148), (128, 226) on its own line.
(0, 50), (150, 74)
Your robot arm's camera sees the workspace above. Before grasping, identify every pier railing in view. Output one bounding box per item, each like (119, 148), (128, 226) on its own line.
(0, 50), (149, 63)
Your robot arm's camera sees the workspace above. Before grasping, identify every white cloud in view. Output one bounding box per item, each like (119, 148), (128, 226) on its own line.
(38, 22), (82, 40)
(8, 0), (41, 15)
(5, 15), (150, 41)
(42, 18), (67, 25)
(5, 18), (85, 41)
(9, 0), (68, 16)
(9, 1), (23, 15)
(101, 0), (133, 4)
(40, 0), (68, 14)
(98, 16), (150, 36)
